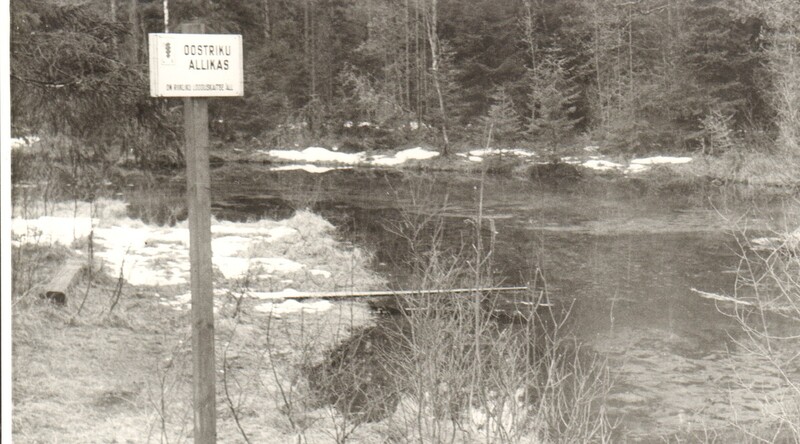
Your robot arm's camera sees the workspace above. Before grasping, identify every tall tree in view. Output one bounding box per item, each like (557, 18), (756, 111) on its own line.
(424, 0), (450, 154)
(740, 0), (800, 151)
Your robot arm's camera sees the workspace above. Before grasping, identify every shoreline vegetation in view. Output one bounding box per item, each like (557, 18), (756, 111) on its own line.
(11, 195), (615, 442)
(12, 133), (800, 193)
(214, 141), (800, 190)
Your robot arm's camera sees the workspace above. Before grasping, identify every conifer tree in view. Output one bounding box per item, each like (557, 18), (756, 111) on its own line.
(525, 54), (580, 149)
(481, 86), (521, 146)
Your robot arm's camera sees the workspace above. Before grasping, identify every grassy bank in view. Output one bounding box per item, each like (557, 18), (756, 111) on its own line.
(11, 199), (387, 442)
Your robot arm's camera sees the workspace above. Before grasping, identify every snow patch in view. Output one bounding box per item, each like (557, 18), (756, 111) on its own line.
(265, 147), (365, 165)
(582, 159), (624, 171)
(372, 147), (439, 166)
(310, 269), (332, 278)
(10, 136), (40, 149)
(12, 209), (311, 287)
(12, 216), (95, 247)
(215, 257), (304, 280)
(370, 155), (405, 167)
(211, 236), (251, 257)
(630, 156), (692, 165)
(271, 164), (338, 173)
(625, 163), (651, 174)
(469, 148), (535, 158)
(254, 299), (333, 316)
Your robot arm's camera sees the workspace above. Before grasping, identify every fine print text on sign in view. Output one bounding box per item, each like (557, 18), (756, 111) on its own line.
(149, 33), (244, 97)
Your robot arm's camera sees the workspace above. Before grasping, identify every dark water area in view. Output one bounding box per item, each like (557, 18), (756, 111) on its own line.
(128, 164), (797, 440)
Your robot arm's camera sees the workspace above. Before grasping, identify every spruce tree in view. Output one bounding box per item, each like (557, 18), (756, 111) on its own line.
(525, 54), (581, 149)
(481, 86), (521, 146)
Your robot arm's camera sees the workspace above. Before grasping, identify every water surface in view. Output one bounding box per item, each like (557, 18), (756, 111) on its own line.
(133, 164), (797, 439)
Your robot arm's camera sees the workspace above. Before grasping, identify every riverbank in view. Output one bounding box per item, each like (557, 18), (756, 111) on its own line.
(11, 199), (393, 442)
(11, 197), (616, 443)
(213, 141), (800, 191)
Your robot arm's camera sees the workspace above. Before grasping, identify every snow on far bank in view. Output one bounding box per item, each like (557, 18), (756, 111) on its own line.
(468, 148), (536, 158)
(559, 155), (694, 173)
(630, 156), (693, 165)
(372, 147), (439, 166)
(259, 144), (694, 175)
(582, 159), (624, 171)
(264, 147), (366, 165)
(270, 164), (343, 174)
(625, 156), (693, 174)
(264, 146), (440, 168)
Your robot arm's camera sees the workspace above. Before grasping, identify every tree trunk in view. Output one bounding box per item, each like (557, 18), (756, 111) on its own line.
(127, 0), (138, 65)
(163, 0), (169, 33)
(425, 0), (449, 155)
(405, 0), (411, 110)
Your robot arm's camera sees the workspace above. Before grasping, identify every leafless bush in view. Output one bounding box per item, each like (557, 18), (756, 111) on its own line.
(721, 202), (800, 441)
(372, 179), (615, 443)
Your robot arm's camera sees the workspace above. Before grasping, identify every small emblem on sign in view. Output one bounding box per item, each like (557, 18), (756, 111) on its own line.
(161, 39), (175, 65)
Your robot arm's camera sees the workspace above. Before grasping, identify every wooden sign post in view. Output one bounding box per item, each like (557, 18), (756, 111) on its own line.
(149, 23), (243, 444)
(183, 21), (215, 444)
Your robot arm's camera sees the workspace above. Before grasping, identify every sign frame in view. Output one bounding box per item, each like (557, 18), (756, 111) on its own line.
(148, 33), (244, 98)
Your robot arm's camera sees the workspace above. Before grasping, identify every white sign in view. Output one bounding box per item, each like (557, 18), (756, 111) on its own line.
(149, 33), (243, 97)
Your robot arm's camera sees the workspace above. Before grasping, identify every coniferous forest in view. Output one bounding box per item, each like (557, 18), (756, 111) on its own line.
(10, 0), (800, 165)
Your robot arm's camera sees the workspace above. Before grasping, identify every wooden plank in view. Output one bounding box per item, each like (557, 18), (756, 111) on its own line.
(257, 286), (531, 300)
(40, 257), (83, 305)
(182, 21), (216, 444)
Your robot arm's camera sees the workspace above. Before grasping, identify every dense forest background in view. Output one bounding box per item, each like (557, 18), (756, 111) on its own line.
(10, 0), (800, 165)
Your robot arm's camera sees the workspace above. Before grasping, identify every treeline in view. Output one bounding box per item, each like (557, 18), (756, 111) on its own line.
(10, 0), (800, 164)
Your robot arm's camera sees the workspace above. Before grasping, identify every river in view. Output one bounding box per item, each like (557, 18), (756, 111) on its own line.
(133, 163), (798, 440)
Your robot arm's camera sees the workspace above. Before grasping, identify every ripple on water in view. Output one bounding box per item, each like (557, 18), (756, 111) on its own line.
(592, 326), (796, 440)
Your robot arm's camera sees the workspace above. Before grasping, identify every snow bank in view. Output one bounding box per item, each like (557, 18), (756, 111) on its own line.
(372, 147), (439, 166)
(270, 164), (339, 173)
(468, 148), (535, 158)
(254, 299), (333, 315)
(310, 269), (332, 278)
(624, 156), (693, 174)
(12, 217), (95, 247)
(265, 147), (365, 165)
(555, 155), (694, 173)
(630, 156), (693, 166)
(582, 159), (624, 171)
(13, 202), (384, 319)
(265, 146), (440, 168)
(11, 208), (313, 287)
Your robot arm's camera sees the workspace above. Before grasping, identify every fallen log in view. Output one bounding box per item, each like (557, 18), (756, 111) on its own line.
(690, 287), (753, 306)
(249, 286), (532, 300)
(40, 258), (84, 305)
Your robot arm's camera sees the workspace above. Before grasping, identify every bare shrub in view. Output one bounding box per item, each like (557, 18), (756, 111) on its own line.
(363, 179), (616, 442)
(719, 200), (800, 441)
